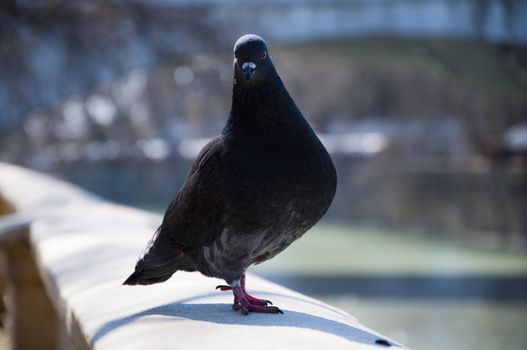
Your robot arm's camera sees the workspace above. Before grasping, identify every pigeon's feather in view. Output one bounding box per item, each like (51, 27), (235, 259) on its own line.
(122, 228), (186, 285)
(124, 138), (225, 284)
(161, 137), (225, 247)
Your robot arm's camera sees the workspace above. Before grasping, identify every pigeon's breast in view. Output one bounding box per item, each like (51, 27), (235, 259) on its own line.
(224, 141), (334, 223)
(219, 136), (336, 255)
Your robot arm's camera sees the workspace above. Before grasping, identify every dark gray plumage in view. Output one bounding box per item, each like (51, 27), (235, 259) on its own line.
(124, 34), (336, 314)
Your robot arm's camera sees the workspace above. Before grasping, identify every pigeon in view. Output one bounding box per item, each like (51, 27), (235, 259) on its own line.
(124, 34), (337, 315)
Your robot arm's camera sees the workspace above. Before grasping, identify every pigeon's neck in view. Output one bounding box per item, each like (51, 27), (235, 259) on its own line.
(225, 73), (299, 134)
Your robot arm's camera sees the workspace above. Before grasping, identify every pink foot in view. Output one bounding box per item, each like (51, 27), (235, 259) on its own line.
(216, 284), (272, 306)
(216, 274), (281, 314)
(231, 283), (283, 315)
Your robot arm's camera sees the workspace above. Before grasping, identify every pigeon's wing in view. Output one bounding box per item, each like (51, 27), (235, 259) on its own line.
(123, 137), (226, 285)
(160, 136), (225, 247)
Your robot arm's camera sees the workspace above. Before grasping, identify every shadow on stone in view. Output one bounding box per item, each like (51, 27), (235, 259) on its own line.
(91, 293), (397, 348)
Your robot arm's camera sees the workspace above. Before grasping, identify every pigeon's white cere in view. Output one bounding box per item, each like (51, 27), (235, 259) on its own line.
(242, 62), (256, 70)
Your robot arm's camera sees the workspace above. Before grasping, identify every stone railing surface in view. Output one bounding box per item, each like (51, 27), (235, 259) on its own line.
(0, 162), (403, 349)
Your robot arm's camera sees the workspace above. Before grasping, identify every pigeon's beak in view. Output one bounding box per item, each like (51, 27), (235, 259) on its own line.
(242, 62), (256, 81)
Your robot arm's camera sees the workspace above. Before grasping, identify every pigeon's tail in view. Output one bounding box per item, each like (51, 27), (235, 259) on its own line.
(122, 268), (172, 285)
(122, 248), (192, 286)
(123, 229), (196, 286)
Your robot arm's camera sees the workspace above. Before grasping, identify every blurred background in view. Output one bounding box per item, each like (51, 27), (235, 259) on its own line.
(1, 0), (527, 349)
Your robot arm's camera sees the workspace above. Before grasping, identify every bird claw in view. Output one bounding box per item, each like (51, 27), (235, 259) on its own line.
(216, 284), (232, 291)
(216, 285), (272, 305)
(232, 300), (282, 315)
(229, 294), (273, 307)
(235, 302), (283, 315)
(246, 296), (272, 306)
(218, 275), (282, 314)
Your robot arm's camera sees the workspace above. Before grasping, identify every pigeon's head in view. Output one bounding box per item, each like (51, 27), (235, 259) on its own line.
(233, 34), (274, 86)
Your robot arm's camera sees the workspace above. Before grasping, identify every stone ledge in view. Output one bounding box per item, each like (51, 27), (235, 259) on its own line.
(0, 163), (403, 349)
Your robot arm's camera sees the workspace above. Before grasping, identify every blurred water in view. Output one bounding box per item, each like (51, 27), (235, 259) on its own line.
(49, 156), (527, 250)
(51, 160), (191, 212)
(326, 298), (527, 350)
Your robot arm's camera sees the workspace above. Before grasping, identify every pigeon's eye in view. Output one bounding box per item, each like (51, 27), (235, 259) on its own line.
(261, 52), (267, 60)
